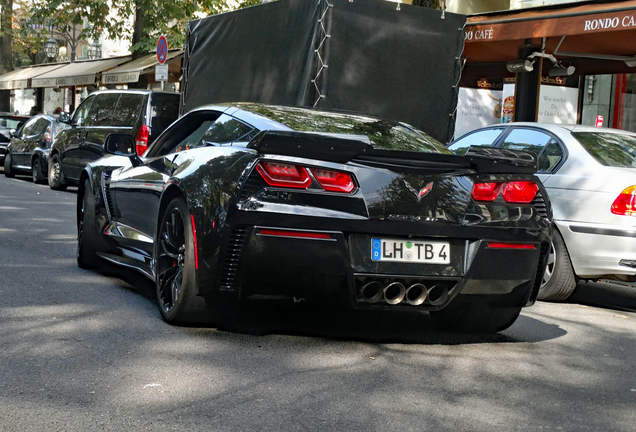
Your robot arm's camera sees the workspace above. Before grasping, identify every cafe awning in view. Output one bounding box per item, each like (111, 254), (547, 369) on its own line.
(101, 50), (183, 84)
(464, 0), (636, 74)
(31, 56), (132, 88)
(0, 63), (68, 90)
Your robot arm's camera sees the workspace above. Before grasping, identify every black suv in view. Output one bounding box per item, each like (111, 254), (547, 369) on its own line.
(48, 90), (180, 190)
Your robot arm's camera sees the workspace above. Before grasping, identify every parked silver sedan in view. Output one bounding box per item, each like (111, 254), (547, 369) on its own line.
(449, 123), (636, 301)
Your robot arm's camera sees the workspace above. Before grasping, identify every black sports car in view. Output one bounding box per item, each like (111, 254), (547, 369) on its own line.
(77, 103), (552, 333)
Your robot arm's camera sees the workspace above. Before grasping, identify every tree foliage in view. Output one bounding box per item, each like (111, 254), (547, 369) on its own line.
(27, 0), (260, 57)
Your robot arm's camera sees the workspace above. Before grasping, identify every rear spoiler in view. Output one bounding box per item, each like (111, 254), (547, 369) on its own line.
(248, 131), (373, 164)
(248, 131), (537, 174)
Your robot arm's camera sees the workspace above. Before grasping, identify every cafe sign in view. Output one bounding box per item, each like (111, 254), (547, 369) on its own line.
(466, 9), (636, 42)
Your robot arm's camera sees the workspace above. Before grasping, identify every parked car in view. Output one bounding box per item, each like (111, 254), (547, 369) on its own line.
(48, 90), (180, 191)
(449, 123), (636, 301)
(76, 103), (551, 333)
(3, 114), (69, 183)
(0, 113), (29, 165)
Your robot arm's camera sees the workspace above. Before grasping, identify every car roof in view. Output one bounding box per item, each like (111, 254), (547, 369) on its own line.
(193, 102), (415, 132)
(489, 122), (636, 137)
(87, 89), (179, 97)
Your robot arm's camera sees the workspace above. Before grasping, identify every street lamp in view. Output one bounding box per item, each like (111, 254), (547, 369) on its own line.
(44, 37), (59, 60)
(87, 41), (102, 60)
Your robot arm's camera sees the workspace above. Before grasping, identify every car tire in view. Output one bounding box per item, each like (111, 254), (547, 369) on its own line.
(431, 303), (522, 334)
(48, 154), (67, 191)
(77, 179), (102, 269)
(154, 197), (213, 325)
(32, 157), (46, 184)
(537, 230), (577, 302)
(4, 152), (14, 177)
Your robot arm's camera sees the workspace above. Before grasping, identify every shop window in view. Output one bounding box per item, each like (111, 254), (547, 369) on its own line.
(613, 74), (636, 133)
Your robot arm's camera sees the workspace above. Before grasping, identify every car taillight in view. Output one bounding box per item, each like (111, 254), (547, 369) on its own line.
(472, 181), (538, 203)
(611, 186), (636, 216)
(502, 181), (539, 204)
(471, 182), (502, 202)
(310, 168), (355, 193)
(135, 125), (150, 156)
(255, 161), (311, 189)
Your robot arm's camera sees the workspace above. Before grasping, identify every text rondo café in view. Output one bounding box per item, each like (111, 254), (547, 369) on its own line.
(466, 11), (636, 41)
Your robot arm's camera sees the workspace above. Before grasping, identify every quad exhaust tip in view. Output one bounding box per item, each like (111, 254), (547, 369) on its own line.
(427, 284), (449, 307)
(406, 283), (427, 306)
(360, 281), (384, 303)
(383, 282), (406, 305)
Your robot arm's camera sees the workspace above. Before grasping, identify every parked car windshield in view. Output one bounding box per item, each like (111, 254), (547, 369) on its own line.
(573, 131), (636, 168)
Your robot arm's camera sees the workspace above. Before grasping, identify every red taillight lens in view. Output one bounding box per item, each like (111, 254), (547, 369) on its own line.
(135, 125), (150, 156)
(488, 242), (536, 250)
(471, 182), (502, 202)
(310, 168), (355, 193)
(255, 161), (311, 189)
(611, 186), (636, 216)
(502, 181), (539, 204)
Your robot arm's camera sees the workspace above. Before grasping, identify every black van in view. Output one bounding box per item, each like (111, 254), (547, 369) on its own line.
(48, 90), (180, 190)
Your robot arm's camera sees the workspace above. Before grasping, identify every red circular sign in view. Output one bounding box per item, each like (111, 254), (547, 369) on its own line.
(157, 35), (168, 64)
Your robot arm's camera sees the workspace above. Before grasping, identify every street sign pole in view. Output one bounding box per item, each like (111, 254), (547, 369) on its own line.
(156, 35), (169, 91)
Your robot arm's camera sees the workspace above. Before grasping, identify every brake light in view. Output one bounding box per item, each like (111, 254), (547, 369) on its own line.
(135, 125), (150, 156)
(310, 168), (355, 193)
(259, 229), (331, 239)
(611, 186), (636, 216)
(502, 181), (539, 204)
(190, 215), (199, 270)
(255, 161), (311, 189)
(471, 182), (502, 202)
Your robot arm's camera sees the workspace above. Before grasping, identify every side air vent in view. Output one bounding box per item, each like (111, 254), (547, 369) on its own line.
(532, 190), (548, 218)
(238, 171), (266, 201)
(531, 242), (550, 300)
(219, 227), (248, 291)
(101, 172), (116, 221)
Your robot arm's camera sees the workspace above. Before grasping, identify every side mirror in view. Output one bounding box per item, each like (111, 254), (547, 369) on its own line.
(59, 112), (71, 124)
(9, 129), (17, 137)
(105, 133), (142, 167)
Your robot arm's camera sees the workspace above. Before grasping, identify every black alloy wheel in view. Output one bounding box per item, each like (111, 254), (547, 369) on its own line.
(48, 154), (67, 191)
(32, 157), (45, 184)
(3, 152), (14, 177)
(77, 179), (101, 268)
(155, 197), (211, 325)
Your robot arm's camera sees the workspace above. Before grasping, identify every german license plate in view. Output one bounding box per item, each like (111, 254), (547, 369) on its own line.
(371, 238), (450, 264)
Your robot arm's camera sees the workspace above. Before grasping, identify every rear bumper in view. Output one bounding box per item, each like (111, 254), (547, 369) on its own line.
(209, 224), (548, 311)
(558, 220), (636, 278)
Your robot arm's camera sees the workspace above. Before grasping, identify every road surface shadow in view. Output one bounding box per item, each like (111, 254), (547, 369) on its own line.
(100, 264), (567, 345)
(569, 280), (636, 313)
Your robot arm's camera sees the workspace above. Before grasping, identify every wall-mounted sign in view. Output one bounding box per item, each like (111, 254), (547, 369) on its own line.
(595, 115), (604, 127)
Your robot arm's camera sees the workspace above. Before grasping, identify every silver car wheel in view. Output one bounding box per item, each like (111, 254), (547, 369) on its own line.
(541, 242), (556, 288)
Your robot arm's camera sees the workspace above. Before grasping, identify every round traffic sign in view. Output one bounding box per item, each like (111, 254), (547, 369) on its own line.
(156, 35), (168, 64)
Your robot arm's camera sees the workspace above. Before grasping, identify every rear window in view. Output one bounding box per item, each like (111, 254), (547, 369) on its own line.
(234, 103), (450, 153)
(149, 93), (180, 140)
(573, 132), (636, 168)
(112, 93), (145, 127)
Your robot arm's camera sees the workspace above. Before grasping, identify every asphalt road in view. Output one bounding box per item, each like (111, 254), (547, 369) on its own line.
(1, 172), (635, 432)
